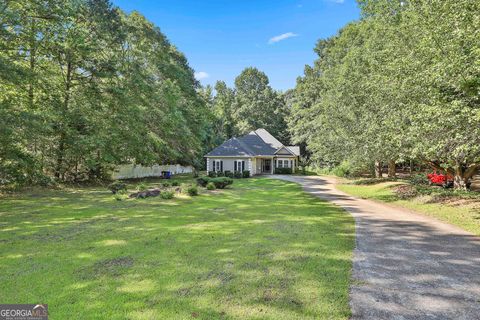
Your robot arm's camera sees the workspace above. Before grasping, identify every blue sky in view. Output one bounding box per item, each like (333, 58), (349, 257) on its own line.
(111, 0), (360, 91)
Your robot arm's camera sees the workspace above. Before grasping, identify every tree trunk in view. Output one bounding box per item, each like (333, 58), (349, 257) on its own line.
(388, 160), (396, 178)
(55, 61), (72, 180)
(375, 161), (383, 178)
(453, 161), (476, 190)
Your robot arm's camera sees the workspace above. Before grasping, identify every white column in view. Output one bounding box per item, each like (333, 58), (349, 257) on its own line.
(271, 157), (274, 174)
(248, 158), (252, 174)
(206, 158), (209, 174)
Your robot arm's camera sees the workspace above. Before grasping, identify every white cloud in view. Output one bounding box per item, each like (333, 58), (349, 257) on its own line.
(328, 0), (345, 3)
(194, 71), (209, 80)
(268, 32), (298, 44)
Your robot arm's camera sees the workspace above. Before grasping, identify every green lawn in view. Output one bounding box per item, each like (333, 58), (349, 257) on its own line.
(337, 182), (480, 236)
(0, 177), (354, 320)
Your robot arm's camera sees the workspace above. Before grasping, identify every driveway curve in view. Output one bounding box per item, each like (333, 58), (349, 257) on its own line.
(273, 175), (480, 320)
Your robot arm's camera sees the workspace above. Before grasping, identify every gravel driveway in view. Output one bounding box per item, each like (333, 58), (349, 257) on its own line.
(273, 175), (480, 320)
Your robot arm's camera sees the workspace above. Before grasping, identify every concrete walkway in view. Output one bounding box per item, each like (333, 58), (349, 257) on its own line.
(273, 175), (480, 320)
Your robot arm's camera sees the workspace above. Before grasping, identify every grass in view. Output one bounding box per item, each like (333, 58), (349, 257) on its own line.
(337, 181), (480, 236)
(0, 176), (354, 319)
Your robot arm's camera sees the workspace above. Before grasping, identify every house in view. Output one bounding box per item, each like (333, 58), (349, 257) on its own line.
(205, 128), (300, 175)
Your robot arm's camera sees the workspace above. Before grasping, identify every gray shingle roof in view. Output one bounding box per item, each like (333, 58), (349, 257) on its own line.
(205, 137), (254, 157)
(205, 129), (299, 157)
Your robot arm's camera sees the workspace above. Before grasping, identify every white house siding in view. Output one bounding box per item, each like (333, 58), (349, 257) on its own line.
(275, 157), (297, 173)
(206, 157), (251, 174)
(111, 164), (193, 180)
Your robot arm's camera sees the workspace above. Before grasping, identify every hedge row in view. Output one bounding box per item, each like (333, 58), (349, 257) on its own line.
(197, 176), (234, 189)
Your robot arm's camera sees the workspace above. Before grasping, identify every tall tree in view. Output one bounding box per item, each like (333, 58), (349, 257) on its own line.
(233, 67), (290, 144)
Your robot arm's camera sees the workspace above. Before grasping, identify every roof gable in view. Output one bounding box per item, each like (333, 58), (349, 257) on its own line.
(252, 128), (283, 149)
(275, 146), (295, 155)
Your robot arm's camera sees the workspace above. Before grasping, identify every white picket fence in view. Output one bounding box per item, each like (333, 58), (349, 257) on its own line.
(111, 164), (193, 180)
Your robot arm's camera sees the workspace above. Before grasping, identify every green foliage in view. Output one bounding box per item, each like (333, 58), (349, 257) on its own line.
(0, 0), (212, 186)
(233, 171), (242, 179)
(242, 170), (250, 178)
(211, 177), (234, 189)
(184, 185), (198, 196)
(352, 178), (397, 185)
(224, 170), (234, 178)
(208, 171), (217, 178)
(232, 68), (290, 143)
(160, 190), (175, 199)
(196, 176), (233, 189)
(206, 182), (216, 190)
(161, 181), (172, 188)
(108, 181), (127, 194)
(331, 161), (352, 178)
(137, 182), (148, 192)
(274, 168), (292, 174)
(113, 193), (128, 201)
(289, 0), (480, 189)
(410, 174), (430, 186)
(171, 181), (180, 187)
(196, 176), (211, 187)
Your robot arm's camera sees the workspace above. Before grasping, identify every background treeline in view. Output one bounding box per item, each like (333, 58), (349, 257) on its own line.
(201, 67), (290, 148)
(288, 0), (480, 189)
(1, 0), (213, 185)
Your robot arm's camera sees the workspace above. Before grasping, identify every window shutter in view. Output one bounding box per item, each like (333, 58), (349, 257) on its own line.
(275, 160), (277, 168)
(234, 161), (237, 171)
(242, 161), (245, 171)
(212, 160), (216, 172)
(220, 161), (223, 172)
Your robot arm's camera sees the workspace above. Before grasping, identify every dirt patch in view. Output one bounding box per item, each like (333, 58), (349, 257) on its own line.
(393, 185), (417, 199)
(75, 256), (134, 280)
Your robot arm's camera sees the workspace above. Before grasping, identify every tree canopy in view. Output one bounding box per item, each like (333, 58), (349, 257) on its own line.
(0, 0), (211, 184)
(289, 0), (480, 189)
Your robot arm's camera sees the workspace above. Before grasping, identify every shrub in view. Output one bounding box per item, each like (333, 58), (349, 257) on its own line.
(211, 177), (234, 189)
(242, 170), (250, 178)
(208, 171), (217, 178)
(331, 161), (352, 177)
(410, 173), (430, 185)
(137, 182), (148, 191)
(352, 177), (396, 185)
(196, 176), (211, 187)
(160, 190), (175, 199)
(108, 181), (127, 194)
(274, 167), (292, 174)
(206, 182), (216, 190)
(113, 193), (127, 201)
(234, 171), (242, 178)
(171, 181), (180, 187)
(216, 171), (225, 177)
(185, 185), (198, 196)
(161, 181), (172, 188)
(224, 170), (234, 178)
(197, 176), (233, 189)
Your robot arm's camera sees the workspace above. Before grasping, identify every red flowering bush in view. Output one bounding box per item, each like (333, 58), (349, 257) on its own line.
(427, 172), (453, 185)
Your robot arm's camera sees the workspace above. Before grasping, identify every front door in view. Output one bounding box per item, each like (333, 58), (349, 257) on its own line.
(263, 159), (271, 173)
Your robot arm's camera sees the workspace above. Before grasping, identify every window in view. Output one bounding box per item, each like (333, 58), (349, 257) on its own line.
(234, 160), (245, 172)
(277, 160), (291, 168)
(212, 160), (222, 172)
